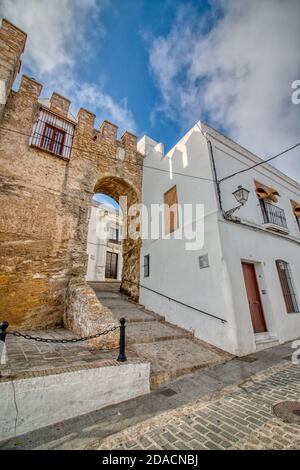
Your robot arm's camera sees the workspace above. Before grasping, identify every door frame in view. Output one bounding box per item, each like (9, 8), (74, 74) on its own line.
(241, 261), (268, 334)
(105, 251), (119, 280)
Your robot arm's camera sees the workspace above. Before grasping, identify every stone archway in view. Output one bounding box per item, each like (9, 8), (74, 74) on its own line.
(91, 175), (141, 300)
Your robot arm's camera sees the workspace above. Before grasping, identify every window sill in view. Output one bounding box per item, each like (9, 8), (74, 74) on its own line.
(263, 222), (289, 235)
(30, 144), (70, 162)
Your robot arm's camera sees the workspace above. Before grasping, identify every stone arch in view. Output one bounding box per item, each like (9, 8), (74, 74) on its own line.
(91, 175), (141, 300)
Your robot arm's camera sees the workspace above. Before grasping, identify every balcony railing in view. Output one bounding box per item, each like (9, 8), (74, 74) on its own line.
(260, 200), (288, 229)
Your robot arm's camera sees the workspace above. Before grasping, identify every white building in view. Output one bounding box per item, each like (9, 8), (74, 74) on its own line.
(138, 122), (300, 356)
(86, 199), (123, 282)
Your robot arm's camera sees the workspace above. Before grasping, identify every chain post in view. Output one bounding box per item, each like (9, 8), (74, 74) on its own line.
(117, 318), (127, 362)
(0, 321), (9, 365)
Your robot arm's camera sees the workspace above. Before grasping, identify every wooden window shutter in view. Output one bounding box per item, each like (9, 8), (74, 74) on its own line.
(276, 260), (299, 313)
(164, 185), (178, 234)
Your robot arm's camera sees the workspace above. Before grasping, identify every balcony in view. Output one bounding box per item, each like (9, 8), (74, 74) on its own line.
(260, 200), (288, 233)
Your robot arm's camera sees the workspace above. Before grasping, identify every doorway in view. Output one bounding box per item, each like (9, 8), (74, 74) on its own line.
(242, 262), (267, 333)
(105, 251), (119, 279)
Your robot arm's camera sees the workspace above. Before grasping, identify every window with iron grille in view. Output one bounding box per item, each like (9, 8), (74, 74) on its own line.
(144, 254), (150, 278)
(108, 227), (119, 243)
(276, 260), (299, 313)
(30, 108), (75, 160)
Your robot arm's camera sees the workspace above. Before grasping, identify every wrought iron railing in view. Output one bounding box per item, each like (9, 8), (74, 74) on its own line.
(260, 200), (288, 229)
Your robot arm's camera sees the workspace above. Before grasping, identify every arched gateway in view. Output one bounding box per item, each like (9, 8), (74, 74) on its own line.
(0, 21), (143, 336)
(92, 176), (141, 300)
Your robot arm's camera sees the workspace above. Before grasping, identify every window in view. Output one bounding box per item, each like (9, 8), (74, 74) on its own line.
(164, 185), (178, 234)
(108, 227), (119, 242)
(144, 255), (150, 278)
(41, 123), (66, 156)
(276, 260), (299, 313)
(290, 200), (300, 231)
(30, 108), (74, 160)
(259, 199), (287, 229)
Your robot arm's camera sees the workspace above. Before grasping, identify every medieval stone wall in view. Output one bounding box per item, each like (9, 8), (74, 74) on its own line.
(0, 20), (143, 329)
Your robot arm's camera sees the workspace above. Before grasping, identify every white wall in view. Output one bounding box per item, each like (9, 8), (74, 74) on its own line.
(0, 362), (150, 441)
(139, 128), (240, 354)
(206, 128), (300, 353)
(139, 122), (300, 356)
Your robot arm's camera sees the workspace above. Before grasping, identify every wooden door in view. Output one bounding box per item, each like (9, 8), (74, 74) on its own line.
(105, 252), (118, 279)
(242, 262), (267, 333)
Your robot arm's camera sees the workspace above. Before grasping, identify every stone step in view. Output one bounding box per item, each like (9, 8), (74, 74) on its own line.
(90, 282), (231, 388)
(126, 320), (191, 345)
(90, 281), (121, 292)
(109, 307), (157, 324)
(99, 298), (141, 308)
(129, 337), (230, 388)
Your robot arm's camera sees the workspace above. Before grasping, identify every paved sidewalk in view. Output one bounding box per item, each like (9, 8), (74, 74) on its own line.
(0, 339), (298, 450)
(1, 328), (127, 378)
(98, 361), (300, 450)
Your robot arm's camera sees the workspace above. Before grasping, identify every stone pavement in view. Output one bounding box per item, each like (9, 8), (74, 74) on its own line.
(92, 282), (231, 387)
(1, 339), (298, 450)
(97, 361), (300, 450)
(1, 328), (139, 380)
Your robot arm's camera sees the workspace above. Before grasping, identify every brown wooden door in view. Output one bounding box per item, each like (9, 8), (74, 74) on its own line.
(242, 262), (267, 333)
(105, 252), (118, 279)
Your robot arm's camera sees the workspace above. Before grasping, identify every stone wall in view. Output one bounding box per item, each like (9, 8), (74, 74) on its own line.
(64, 279), (118, 349)
(0, 20), (143, 330)
(0, 19), (26, 122)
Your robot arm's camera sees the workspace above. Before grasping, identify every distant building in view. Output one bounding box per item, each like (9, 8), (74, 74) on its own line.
(138, 122), (300, 356)
(86, 199), (123, 282)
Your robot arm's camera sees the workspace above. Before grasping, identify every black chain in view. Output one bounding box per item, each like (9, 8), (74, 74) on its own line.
(7, 325), (119, 343)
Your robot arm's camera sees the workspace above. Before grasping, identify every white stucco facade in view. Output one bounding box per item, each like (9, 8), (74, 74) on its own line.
(85, 199), (123, 282)
(138, 123), (300, 356)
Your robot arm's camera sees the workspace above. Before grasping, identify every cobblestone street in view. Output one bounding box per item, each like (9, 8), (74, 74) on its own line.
(98, 362), (300, 450)
(1, 341), (299, 450)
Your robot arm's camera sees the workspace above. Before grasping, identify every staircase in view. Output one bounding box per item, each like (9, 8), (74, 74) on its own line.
(91, 282), (231, 388)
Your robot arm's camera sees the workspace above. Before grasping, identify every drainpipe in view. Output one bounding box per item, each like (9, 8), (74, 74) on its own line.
(207, 138), (226, 217)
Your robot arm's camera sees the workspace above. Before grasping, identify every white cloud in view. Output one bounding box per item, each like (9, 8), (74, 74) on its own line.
(72, 82), (137, 134)
(149, 0), (300, 181)
(0, 0), (137, 133)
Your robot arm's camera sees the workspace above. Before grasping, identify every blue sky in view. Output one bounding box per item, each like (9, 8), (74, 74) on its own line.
(1, 0), (300, 181)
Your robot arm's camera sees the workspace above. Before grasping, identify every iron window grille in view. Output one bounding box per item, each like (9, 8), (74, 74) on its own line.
(259, 199), (287, 229)
(30, 108), (75, 160)
(276, 260), (299, 313)
(144, 254), (150, 278)
(108, 227), (120, 244)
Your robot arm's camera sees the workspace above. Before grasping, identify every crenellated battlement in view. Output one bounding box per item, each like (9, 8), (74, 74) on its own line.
(49, 92), (71, 118)
(0, 18), (142, 329)
(19, 75), (43, 98)
(0, 18), (139, 155)
(0, 19), (27, 121)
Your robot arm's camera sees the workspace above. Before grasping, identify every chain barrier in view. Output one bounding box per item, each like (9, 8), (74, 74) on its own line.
(6, 325), (120, 344)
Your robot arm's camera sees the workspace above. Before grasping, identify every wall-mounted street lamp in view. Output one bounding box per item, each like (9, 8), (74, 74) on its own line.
(225, 185), (250, 217)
